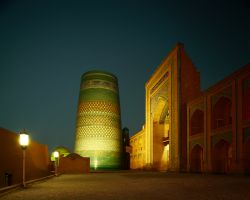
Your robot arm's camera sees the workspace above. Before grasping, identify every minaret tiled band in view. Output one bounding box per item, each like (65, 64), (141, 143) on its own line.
(74, 71), (122, 169)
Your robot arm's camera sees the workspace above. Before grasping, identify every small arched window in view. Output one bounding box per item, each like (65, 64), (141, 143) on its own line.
(190, 109), (204, 135)
(212, 96), (232, 129)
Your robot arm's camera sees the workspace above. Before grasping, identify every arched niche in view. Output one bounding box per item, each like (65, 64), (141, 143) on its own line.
(190, 109), (204, 136)
(190, 144), (203, 173)
(212, 97), (232, 129)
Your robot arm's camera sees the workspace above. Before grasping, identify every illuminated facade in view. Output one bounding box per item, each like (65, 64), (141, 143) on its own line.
(144, 43), (200, 171)
(130, 43), (250, 174)
(130, 126), (145, 169)
(74, 70), (122, 169)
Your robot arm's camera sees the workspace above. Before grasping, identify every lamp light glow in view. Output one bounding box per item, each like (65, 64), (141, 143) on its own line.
(53, 151), (60, 176)
(94, 159), (98, 170)
(19, 133), (29, 148)
(19, 129), (29, 188)
(53, 151), (59, 158)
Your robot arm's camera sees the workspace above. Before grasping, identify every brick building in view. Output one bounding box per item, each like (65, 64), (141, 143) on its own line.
(130, 126), (145, 169)
(187, 63), (250, 174)
(130, 43), (250, 173)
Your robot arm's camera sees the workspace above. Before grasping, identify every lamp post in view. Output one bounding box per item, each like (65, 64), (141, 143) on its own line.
(19, 130), (29, 188)
(53, 151), (59, 176)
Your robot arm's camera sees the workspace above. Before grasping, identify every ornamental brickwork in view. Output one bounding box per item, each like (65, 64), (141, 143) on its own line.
(131, 43), (249, 174)
(74, 71), (122, 170)
(187, 63), (250, 174)
(134, 43), (201, 171)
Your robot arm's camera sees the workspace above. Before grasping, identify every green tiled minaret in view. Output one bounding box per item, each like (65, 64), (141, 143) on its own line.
(74, 70), (122, 169)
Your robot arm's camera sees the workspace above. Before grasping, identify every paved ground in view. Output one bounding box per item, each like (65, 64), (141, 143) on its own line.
(0, 171), (250, 200)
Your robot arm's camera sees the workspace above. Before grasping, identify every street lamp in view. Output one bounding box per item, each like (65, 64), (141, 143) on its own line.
(53, 151), (59, 176)
(19, 129), (29, 188)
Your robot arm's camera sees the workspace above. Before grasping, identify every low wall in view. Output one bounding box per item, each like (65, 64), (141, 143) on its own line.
(0, 128), (50, 188)
(57, 153), (90, 174)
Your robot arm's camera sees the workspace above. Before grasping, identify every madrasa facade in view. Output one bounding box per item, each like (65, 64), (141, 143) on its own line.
(130, 43), (250, 174)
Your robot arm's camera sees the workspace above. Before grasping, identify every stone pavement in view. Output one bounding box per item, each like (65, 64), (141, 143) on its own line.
(0, 171), (250, 200)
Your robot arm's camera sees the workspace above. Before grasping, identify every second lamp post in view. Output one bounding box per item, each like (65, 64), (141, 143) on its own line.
(53, 151), (59, 176)
(19, 130), (29, 188)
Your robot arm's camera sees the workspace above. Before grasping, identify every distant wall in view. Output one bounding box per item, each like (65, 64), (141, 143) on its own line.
(0, 128), (50, 188)
(57, 153), (90, 173)
(130, 127), (145, 169)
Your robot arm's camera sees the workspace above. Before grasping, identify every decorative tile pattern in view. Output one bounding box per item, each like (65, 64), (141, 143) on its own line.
(75, 126), (121, 140)
(78, 101), (120, 114)
(81, 79), (118, 92)
(74, 71), (122, 169)
(150, 72), (169, 94)
(76, 115), (120, 128)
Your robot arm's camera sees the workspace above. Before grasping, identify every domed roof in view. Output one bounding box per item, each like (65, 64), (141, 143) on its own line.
(66, 153), (82, 160)
(50, 146), (71, 161)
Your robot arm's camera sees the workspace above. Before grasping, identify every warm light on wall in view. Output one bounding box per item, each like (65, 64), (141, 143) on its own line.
(94, 159), (98, 170)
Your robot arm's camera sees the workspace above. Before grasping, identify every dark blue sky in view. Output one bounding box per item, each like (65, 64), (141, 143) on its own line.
(0, 0), (249, 152)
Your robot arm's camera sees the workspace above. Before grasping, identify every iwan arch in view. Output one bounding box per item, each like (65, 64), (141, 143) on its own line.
(144, 43), (201, 171)
(131, 43), (201, 171)
(130, 43), (250, 173)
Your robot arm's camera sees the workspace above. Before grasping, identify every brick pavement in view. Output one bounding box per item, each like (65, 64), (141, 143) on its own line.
(0, 171), (250, 200)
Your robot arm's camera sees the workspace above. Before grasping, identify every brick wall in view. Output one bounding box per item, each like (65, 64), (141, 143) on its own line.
(57, 153), (90, 173)
(0, 128), (50, 188)
(179, 44), (201, 170)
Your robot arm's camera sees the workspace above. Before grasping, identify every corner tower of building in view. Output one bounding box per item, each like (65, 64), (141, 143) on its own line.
(74, 70), (122, 169)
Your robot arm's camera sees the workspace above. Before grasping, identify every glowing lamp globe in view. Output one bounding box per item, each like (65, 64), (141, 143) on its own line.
(53, 151), (59, 158)
(19, 131), (29, 149)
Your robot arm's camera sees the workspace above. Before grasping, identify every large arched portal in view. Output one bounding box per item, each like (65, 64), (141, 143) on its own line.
(212, 139), (231, 174)
(190, 144), (203, 173)
(152, 97), (170, 171)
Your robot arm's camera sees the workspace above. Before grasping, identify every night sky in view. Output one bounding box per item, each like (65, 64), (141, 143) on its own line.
(0, 0), (249, 152)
